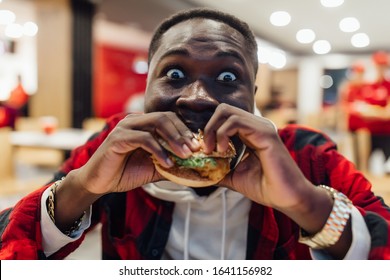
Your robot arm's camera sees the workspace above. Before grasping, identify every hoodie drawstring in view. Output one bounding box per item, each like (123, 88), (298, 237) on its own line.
(183, 190), (227, 260)
(184, 202), (191, 260)
(220, 189), (227, 260)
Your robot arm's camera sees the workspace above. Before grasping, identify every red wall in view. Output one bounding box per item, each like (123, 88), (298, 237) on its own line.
(93, 44), (148, 118)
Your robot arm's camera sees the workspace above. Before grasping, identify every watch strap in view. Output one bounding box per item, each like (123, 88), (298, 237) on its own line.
(298, 185), (353, 249)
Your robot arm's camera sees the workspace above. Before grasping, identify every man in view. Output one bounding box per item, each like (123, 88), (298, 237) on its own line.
(1, 8), (389, 260)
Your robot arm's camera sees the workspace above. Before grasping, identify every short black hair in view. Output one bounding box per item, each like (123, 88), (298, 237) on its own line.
(148, 8), (258, 75)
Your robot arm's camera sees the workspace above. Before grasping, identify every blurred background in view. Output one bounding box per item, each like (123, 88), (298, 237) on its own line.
(1, 0), (390, 260)
(1, 0), (390, 220)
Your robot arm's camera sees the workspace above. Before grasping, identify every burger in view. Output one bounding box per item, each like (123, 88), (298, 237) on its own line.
(153, 131), (236, 187)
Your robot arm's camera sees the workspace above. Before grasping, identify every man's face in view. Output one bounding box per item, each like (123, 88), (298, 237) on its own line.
(145, 18), (256, 131)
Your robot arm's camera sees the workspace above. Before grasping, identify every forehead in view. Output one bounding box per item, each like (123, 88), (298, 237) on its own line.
(150, 18), (253, 71)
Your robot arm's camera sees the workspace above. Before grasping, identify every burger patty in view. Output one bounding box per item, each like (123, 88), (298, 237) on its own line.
(169, 154), (230, 181)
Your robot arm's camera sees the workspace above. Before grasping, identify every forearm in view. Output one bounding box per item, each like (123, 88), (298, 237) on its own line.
(53, 169), (103, 233)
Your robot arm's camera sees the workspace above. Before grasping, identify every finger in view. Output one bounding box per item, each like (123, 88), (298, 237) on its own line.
(121, 113), (200, 158)
(157, 112), (201, 154)
(111, 130), (174, 168)
(214, 113), (276, 153)
(204, 104), (249, 153)
(203, 104), (233, 153)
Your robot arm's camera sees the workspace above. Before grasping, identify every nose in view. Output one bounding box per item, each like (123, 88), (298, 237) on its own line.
(176, 79), (219, 111)
(176, 79), (219, 130)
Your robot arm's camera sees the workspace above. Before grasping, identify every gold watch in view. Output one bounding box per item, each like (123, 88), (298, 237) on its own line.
(298, 185), (353, 249)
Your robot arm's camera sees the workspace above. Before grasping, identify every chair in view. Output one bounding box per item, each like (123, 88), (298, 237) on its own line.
(355, 128), (371, 173)
(15, 117), (43, 131)
(13, 117), (64, 168)
(333, 129), (371, 172)
(0, 127), (50, 198)
(301, 112), (321, 129)
(0, 127), (14, 180)
(82, 117), (106, 133)
(334, 131), (355, 164)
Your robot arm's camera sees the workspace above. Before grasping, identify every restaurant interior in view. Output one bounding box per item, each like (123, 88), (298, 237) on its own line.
(1, 0), (390, 259)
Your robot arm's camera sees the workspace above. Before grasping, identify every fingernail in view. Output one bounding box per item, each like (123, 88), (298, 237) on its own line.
(165, 158), (173, 167)
(191, 137), (200, 148)
(182, 144), (192, 157)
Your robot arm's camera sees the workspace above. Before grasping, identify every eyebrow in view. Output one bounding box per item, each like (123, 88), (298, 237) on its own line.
(215, 49), (246, 66)
(158, 48), (189, 62)
(158, 48), (246, 66)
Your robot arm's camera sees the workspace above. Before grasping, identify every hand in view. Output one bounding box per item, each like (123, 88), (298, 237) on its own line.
(203, 104), (313, 211)
(55, 112), (201, 232)
(73, 112), (200, 195)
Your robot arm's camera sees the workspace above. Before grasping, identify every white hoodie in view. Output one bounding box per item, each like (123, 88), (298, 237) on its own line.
(143, 181), (251, 260)
(41, 178), (370, 259)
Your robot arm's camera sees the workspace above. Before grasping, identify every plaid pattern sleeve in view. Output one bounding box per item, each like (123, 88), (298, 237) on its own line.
(0, 113), (127, 260)
(279, 124), (390, 259)
(1, 118), (390, 259)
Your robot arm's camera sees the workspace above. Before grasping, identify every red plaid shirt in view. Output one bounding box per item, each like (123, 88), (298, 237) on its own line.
(1, 113), (390, 259)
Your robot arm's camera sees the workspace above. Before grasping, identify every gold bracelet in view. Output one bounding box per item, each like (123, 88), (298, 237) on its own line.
(298, 185), (353, 249)
(46, 178), (65, 224)
(46, 177), (85, 236)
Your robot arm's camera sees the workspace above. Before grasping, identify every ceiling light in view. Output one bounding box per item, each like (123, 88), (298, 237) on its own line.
(313, 40), (331, 54)
(269, 50), (287, 69)
(0, 84), (12, 101)
(320, 0), (344, 8)
(319, 75), (334, 89)
(351, 33), (370, 48)
(23, 21), (39, 36)
(339, 17), (360, 32)
(132, 57), (148, 74)
(257, 46), (271, 64)
(5, 23), (23, 39)
(0, 10), (16, 25)
(296, 29), (316, 44)
(269, 11), (291, 27)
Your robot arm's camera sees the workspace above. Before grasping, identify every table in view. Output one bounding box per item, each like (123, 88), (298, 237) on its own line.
(10, 128), (94, 152)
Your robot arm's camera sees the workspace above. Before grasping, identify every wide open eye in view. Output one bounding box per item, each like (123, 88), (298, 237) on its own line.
(166, 68), (185, 80)
(216, 71), (237, 82)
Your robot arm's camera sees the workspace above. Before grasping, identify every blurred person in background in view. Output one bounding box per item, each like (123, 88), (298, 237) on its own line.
(338, 62), (367, 133)
(347, 52), (390, 170)
(339, 52), (390, 172)
(1, 8), (390, 260)
(337, 62), (369, 170)
(0, 74), (29, 129)
(6, 74), (29, 113)
(0, 100), (18, 129)
(363, 51), (390, 162)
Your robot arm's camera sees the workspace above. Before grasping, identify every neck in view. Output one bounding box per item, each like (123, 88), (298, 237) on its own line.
(192, 186), (218, 196)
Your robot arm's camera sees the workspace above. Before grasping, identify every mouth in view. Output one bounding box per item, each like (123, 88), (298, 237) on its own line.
(176, 105), (216, 132)
(178, 112), (211, 132)
(178, 112), (244, 150)
(183, 121), (206, 132)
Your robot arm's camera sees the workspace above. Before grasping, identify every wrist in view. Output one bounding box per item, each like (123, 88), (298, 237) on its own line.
(299, 185), (353, 249)
(53, 171), (102, 232)
(280, 182), (334, 235)
(46, 178), (85, 236)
